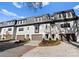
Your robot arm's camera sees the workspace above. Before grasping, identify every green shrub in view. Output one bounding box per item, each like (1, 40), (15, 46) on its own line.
(49, 38), (52, 41)
(15, 38), (30, 44)
(56, 38), (58, 41)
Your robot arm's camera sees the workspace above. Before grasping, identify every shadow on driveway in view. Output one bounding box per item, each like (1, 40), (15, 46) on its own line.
(0, 42), (23, 52)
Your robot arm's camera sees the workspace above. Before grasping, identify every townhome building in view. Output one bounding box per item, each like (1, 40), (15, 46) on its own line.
(51, 9), (78, 42)
(0, 9), (79, 42)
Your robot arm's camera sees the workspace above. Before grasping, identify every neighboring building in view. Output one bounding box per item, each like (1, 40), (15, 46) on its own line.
(0, 20), (16, 40)
(0, 9), (79, 42)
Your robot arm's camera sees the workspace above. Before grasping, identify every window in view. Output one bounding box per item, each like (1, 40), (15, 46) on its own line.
(35, 25), (39, 33)
(27, 27), (29, 30)
(59, 14), (62, 18)
(37, 18), (39, 21)
(20, 21), (22, 24)
(45, 34), (48, 39)
(68, 12), (72, 17)
(8, 28), (12, 31)
(23, 20), (25, 24)
(66, 12), (73, 18)
(17, 21), (19, 24)
(52, 34), (54, 39)
(0, 28), (2, 33)
(46, 25), (47, 29)
(19, 28), (24, 31)
(51, 24), (54, 28)
(57, 14), (64, 19)
(43, 16), (47, 20)
(61, 23), (70, 28)
(63, 13), (66, 18)
(36, 19), (38, 22)
(4, 29), (6, 31)
(40, 17), (42, 21)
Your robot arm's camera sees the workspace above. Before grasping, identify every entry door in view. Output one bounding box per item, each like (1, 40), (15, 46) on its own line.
(59, 34), (70, 42)
(71, 34), (77, 42)
(59, 34), (77, 42)
(66, 34), (70, 41)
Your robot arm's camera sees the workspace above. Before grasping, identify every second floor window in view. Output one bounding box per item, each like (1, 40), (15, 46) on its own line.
(0, 28), (2, 33)
(46, 25), (47, 29)
(35, 25), (39, 33)
(61, 23), (70, 28)
(19, 28), (24, 31)
(27, 27), (29, 30)
(8, 28), (12, 31)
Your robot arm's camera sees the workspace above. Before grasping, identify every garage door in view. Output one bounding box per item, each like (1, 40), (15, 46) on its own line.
(32, 34), (42, 40)
(16, 35), (25, 40)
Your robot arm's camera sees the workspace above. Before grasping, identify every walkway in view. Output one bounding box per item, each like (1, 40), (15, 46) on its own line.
(24, 40), (41, 46)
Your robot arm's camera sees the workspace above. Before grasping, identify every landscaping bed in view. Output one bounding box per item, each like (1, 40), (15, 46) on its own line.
(39, 39), (61, 46)
(0, 39), (14, 42)
(14, 39), (30, 45)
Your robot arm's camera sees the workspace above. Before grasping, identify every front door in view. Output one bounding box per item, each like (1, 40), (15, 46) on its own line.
(71, 34), (77, 42)
(59, 33), (77, 42)
(59, 34), (69, 42)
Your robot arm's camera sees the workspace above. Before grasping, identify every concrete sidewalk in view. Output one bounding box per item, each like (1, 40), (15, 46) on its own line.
(22, 42), (79, 57)
(24, 40), (41, 46)
(69, 40), (79, 47)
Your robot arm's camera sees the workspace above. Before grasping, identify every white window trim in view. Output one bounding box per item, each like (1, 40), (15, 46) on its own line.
(66, 12), (73, 18)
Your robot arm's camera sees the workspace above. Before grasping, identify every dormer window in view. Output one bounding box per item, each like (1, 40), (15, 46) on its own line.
(40, 17), (42, 21)
(57, 14), (63, 20)
(20, 21), (22, 24)
(37, 18), (40, 22)
(66, 12), (73, 18)
(36, 19), (38, 22)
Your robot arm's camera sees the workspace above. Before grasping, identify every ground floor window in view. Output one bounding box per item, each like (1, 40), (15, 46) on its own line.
(52, 34), (54, 39)
(45, 34), (48, 39)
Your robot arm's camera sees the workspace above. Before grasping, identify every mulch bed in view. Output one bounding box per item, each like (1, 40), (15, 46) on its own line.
(39, 40), (61, 46)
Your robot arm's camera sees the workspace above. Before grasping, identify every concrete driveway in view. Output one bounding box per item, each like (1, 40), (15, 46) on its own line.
(22, 42), (79, 57)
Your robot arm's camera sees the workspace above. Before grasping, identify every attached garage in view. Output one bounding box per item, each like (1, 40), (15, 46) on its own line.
(16, 35), (25, 40)
(32, 34), (42, 40)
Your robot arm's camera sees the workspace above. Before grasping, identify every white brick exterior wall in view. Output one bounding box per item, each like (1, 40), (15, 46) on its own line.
(0, 27), (14, 39)
(15, 23), (50, 40)
(51, 21), (77, 40)
(0, 20), (78, 41)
